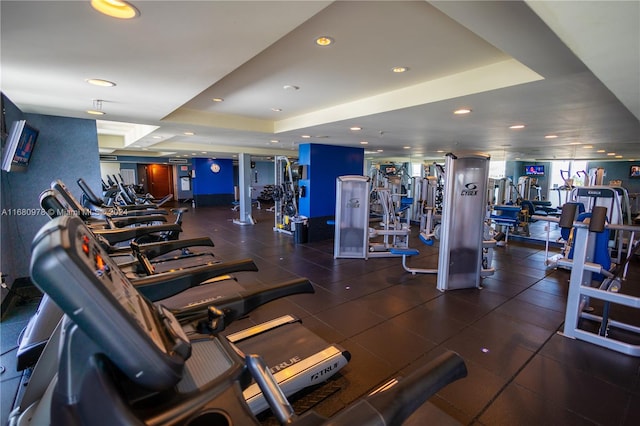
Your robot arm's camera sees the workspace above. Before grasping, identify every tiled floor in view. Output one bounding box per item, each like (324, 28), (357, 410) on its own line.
(2, 203), (639, 425)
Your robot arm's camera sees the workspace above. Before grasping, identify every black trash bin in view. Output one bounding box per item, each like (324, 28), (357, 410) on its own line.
(293, 217), (308, 244)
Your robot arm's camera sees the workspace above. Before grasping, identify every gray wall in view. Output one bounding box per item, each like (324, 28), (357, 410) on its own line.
(1, 94), (101, 301)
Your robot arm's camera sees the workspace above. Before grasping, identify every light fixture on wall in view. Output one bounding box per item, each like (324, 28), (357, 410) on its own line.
(91, 0), (139, 19)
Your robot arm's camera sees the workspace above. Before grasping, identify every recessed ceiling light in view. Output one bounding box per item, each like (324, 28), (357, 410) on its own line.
(569, 142), (581, 145)
(301, 135), (311, 139)
(376, 149), (384, 152)
(283, 85), (300, 91)
(201, 151), (207, 154)
(392, 66), (408, 73)
(360, 141), (369, 145)
(315, 36), (333, 46)
(453, 108), (472, 115)
(152, 136), (162, 139)
(509, 124), (526, 129)
(615, 155), (623, 158)
(271, 108), (282, 112)
(184, 131), (195, 136)
(86, 78), (116, 87)
(597, 149), (606, 153)
(270, 140), (279, 143)
(583, 145), (593, 149)
(544, 134), (558, 139)
(403, 146), (411, 149)
(212, 98), (224, 102)
(436, 150), (445, 153)
(350, 126), (362, 131)
(607, 152), (616, 156)
(90, 0), (139, 19)
(86, 110), (105, 115)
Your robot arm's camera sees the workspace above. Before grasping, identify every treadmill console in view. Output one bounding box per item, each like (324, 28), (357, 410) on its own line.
(50, 179), (90, 218)
(30, 215), (190, 390)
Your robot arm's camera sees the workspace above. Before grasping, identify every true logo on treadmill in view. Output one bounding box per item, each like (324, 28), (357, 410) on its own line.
(270, 356), (302, 374)
(461, 182), (478, 196)
(310, 362), (338, 381)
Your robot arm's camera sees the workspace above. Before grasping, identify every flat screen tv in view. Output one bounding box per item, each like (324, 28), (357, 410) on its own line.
(524, 165), (544, 176)
(630, 165), (640, 178)
(1, 120), (39, 172)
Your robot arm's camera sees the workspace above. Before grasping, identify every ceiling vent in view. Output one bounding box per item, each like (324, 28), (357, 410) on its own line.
(99, 155), (118, 161)
(168, 158), (188, 164)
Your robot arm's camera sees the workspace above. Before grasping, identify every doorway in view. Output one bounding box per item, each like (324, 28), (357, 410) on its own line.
(144, 164), (173, 198)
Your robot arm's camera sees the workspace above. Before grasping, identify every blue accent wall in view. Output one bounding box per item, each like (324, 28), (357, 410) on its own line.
(298, 143), (364, 218)
(192, 157), (234, 206)
(1, 94), (101, 298)
(298, 143), (364, 241)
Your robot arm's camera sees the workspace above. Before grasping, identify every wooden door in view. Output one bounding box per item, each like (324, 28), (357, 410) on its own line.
(146, 164), (172, 198)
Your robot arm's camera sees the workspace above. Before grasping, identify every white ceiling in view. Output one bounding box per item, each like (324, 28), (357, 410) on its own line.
(1, 0), (638, 163)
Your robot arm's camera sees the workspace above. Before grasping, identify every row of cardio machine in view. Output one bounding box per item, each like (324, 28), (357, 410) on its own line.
(101, 173), (174, 209)
(10, 178), (468, 425)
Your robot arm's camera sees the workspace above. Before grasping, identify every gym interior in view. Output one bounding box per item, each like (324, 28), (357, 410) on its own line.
(2, 1), (640, 425)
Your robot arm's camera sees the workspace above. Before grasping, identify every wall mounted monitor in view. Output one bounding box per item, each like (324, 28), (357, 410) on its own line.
(1, 120), (40, 172)
(524, 165), (544, 176)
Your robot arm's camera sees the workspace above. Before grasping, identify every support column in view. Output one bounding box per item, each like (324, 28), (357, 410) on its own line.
(233, 153), (255, 225)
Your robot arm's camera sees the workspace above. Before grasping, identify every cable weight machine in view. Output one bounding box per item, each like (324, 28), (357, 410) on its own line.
(272, 155), (299, 235)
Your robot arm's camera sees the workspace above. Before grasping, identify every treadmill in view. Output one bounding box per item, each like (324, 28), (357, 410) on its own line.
(14, 214), (468, 426)
(13, 216), (350, 418)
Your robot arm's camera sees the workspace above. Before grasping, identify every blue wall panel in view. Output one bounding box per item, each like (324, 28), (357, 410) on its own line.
(192, 157), (234, 206)
(1, 94), (101, 293)
(298, 143), (364, 218)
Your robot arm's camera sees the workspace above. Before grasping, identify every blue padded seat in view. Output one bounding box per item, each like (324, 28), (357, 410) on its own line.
(567, 212), (611, 282)
(419, 233), (434, 246)
(490, 205), (520, 225)
(389, 248), (419, 256)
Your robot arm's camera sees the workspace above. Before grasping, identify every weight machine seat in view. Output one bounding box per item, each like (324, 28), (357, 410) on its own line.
(490, 205), (520, 245)
(567, 212), (612, 282)
(389, 248), (419, 256)
(419, 232), (435, 246)
(490, 205), (520, 225)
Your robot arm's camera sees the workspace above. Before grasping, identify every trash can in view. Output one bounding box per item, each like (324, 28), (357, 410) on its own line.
(293, 216), (308, 244)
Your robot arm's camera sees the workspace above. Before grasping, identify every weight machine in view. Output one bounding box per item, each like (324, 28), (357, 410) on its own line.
(388, 153), (496, 289)
(334, 175), (412, 259)
(517, 176), (541, 201)
(272, 155), (299, 235)
(558, 206), (640, 357)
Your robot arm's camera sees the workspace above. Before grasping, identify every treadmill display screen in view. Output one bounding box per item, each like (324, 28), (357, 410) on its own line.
(76, 227), (167, 351)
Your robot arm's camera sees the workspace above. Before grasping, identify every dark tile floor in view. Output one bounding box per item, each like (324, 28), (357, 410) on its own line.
(2, 203), (640, 425)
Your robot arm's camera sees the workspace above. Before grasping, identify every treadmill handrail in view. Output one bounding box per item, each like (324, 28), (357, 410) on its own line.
(94, 224), (182, 244)
(132, 258), (258, 301)
(320, 351), (467, 426)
